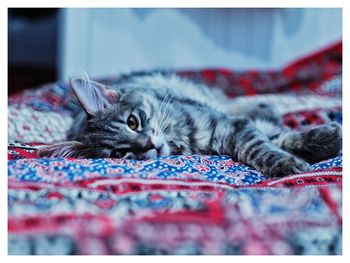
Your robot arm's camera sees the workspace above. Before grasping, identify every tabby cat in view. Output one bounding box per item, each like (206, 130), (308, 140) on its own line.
(39, 72), (342, 177)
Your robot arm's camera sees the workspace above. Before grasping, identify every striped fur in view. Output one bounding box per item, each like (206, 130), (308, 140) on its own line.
(39, 72), (342, 177)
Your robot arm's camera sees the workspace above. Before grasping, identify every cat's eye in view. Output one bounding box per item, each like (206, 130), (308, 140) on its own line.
(127, 114), (139, 130)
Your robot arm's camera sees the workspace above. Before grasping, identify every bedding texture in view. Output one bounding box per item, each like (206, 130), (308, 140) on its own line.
(8, 42), (342, 255)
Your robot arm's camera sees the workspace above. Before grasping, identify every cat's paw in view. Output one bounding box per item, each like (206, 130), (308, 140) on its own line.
(302, 122), (342, 163)
(264, 156), (311, 178)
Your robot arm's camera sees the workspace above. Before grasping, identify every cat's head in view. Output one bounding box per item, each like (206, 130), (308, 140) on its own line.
(38, 76), (173, 159)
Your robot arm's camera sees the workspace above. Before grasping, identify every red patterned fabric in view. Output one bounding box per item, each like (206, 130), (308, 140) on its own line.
(178, 42), (342, 97)
(8, 42), (342, 255)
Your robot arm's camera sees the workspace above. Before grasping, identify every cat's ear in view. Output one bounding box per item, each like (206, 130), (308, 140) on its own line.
(71, 77), (119, 115)
(38, 141), (84, 158)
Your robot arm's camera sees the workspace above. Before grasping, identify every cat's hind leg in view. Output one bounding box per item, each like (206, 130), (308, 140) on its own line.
(271, 122), (342, 164)
(221, 117), (310, 177)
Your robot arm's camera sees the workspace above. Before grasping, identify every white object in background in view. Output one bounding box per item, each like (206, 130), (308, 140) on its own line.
(59, 8), (342, 80)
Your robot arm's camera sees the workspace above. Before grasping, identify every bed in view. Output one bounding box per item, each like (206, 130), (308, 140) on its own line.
(8, 42), (342, 255)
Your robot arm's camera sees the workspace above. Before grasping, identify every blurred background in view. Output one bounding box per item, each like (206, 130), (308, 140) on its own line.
(8, 8), (342, 95)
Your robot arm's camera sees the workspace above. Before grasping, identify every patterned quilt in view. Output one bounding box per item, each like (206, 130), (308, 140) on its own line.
(8, 42), (342, 255)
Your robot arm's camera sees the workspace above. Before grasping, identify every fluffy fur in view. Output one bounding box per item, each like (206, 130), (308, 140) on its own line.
(39, 72), (342, 177)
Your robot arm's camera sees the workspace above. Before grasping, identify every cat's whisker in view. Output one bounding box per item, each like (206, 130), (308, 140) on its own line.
(159, 94), (174, 133)
(157, 93), (170, 132)
(161, 95), (174, 133)
(156, 92), (167, 125)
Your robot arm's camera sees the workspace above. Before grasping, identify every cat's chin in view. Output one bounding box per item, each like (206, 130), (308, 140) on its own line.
(140, 144), (169, 159)
(156, 143), (170, 157)
(143, 149), (158, 159)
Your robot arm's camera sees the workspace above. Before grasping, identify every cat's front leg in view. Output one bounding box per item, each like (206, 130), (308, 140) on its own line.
(219, 117), (310, 177)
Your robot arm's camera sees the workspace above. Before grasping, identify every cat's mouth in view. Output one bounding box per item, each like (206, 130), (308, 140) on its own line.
(142, 145), (165, 159)
(143, 149), (158, 159)
(110, 144), (167, 160)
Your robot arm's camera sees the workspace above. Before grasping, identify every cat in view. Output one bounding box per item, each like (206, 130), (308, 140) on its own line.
(38, 72), (342, 177)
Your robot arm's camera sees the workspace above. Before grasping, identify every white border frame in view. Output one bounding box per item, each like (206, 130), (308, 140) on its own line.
(2, 0), (348, 262)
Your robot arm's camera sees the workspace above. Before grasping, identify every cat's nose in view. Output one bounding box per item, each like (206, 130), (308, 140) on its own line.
(156, 145), (164, 155)
(142, 138), (155, 151)
(151, 137), (164, 150)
